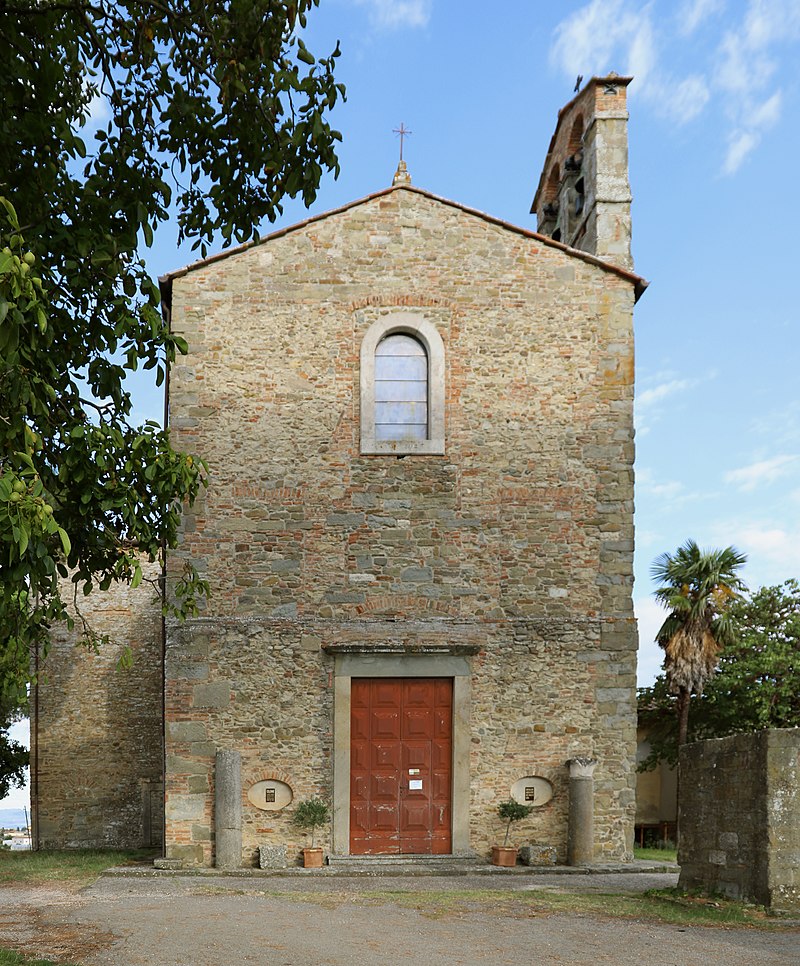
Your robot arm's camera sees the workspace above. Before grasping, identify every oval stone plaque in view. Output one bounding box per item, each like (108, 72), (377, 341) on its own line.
(511, 776), (554, 807)
(247, 779), (293, 812)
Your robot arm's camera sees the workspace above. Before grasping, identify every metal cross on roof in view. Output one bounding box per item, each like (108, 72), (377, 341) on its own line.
(393, 122), (412, 162)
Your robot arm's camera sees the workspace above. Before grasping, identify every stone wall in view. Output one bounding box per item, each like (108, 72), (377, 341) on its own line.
(32, 562), (164, 849)
(163, 184), (639, 867)
(678, 730), (800, 912)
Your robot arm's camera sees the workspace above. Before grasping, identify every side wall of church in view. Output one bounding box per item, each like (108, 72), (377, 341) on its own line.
(32, 562), (164, 849)
(164, 187), (638, 866)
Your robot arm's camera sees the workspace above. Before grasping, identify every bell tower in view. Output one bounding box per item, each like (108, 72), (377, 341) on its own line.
(532, 74), (634, 270)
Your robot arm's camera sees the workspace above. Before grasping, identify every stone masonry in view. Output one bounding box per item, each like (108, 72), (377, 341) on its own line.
(32, 562), (163, 848)
(161, 107), (645, 865)
(678, 730), (800, 913)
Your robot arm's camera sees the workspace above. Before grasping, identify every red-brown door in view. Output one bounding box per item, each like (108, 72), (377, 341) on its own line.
(350, 678), (452, 855)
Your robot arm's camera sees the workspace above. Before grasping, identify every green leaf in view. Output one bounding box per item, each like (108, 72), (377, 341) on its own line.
(57, 527), (71, 558)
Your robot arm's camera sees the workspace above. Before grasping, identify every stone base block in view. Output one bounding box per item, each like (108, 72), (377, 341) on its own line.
(259, 844), (288, 869)
(519, 844), (557, 866)
(153, 858), (184, 870)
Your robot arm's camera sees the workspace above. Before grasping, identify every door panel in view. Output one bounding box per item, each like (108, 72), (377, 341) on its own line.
(350, 678), (453, 855)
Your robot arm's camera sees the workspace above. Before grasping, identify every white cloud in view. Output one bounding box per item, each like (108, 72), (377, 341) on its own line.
(678, 0), (725, 35)
(352, 0), (431, 29)
(751, 89), (783, 127)
(662, 74), (711, 121)
(749, 400), (800, 448)
(712, 0), (800, 173)
(738, 525), (800, 577)
(647, 481), (685, 500)
(708, 518), (800, 585)
(723, 129), (758, 174)
(724, 454), (798, 491)
(637, 377), (694, 411)
(635, 375), (706, 436)
(551, 0), (657, 83)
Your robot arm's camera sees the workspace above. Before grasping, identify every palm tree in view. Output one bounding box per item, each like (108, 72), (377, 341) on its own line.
(651, 540), (747, 747)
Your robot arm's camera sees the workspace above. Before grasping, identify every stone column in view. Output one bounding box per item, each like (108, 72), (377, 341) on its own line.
(567, 757), (597, 866)
(215, 750), (242, 870)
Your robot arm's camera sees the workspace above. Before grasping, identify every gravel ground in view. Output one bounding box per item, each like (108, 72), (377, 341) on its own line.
(2, 870), (798, 966)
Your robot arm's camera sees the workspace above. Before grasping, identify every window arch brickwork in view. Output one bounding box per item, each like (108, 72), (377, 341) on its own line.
(360, 312), (445, 455)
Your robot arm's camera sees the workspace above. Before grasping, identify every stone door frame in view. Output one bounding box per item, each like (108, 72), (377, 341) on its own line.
(326, 645), (476, 856)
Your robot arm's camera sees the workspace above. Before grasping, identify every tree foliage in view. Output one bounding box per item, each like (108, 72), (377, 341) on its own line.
(293, 797), (329, 848)
(0, 1), (345, 705)
(639, 580), (800, 770)
(0, 694), (27, 800)
(497, 799), (533, 847)
(651, 540), (747, 746)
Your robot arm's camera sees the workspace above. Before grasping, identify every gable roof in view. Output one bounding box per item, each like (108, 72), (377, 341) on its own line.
(159, 182), (648, 311)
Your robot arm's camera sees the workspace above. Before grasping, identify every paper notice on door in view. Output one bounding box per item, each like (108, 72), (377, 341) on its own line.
(409, 779), (423, 790)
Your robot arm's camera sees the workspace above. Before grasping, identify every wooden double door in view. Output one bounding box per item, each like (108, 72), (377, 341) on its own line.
(350, 678), (453, 855)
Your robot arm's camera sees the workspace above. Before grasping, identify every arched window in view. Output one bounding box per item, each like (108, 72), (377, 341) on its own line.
(360, 313), (445, 455)
(374, 334), (428, 442)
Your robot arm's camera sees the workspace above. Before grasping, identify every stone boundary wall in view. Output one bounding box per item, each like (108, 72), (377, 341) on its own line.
(678, 729), (800, 912)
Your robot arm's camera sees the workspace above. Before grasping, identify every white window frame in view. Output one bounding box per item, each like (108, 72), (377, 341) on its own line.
(360, 313), (445, 455)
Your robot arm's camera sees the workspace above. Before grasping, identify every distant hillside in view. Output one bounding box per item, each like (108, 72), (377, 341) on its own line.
(0, 808), (29, 829)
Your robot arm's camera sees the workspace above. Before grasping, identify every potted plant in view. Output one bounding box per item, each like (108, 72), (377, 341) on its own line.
(491, 799), (534, 866)
(293, 798), (330, 868)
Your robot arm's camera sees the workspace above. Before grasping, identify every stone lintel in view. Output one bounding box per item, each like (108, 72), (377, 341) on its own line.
(322, 641), (482, 657)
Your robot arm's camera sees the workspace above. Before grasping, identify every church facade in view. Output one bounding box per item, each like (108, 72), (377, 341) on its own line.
(32, 77), (646, 866)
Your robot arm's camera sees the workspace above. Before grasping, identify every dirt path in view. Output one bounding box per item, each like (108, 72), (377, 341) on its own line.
(1, 872), (798, 966)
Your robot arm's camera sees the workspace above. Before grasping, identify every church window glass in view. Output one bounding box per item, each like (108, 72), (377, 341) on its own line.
(374, 334), (428, 442)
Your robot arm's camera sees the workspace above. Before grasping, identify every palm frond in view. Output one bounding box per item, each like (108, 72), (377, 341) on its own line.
(651, 539), (747, 697)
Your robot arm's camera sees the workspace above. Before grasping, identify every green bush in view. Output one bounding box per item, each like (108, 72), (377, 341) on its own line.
(497, 799), (534, 846)
(293, 798), (330, 848)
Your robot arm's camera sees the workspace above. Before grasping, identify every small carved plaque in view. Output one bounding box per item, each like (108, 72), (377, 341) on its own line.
(511, 776), (554, 807)
(247, 779), (292, 812)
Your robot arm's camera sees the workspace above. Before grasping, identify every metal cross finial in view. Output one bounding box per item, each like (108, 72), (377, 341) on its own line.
(393, 122), (412, 162)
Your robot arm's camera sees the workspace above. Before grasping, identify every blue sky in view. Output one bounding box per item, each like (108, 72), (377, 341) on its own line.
(4, 0), (800, 810)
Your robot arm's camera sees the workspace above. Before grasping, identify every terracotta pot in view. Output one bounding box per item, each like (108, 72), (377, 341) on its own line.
(302, 847), (324, 868)
(491, 845), (518, 867)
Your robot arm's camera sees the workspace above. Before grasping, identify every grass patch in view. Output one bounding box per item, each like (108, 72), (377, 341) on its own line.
(0, 849), (156, 886)
(381, 887), (786, 928)
(0, 950), (77, 966)
(634, 845), (677, 863)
